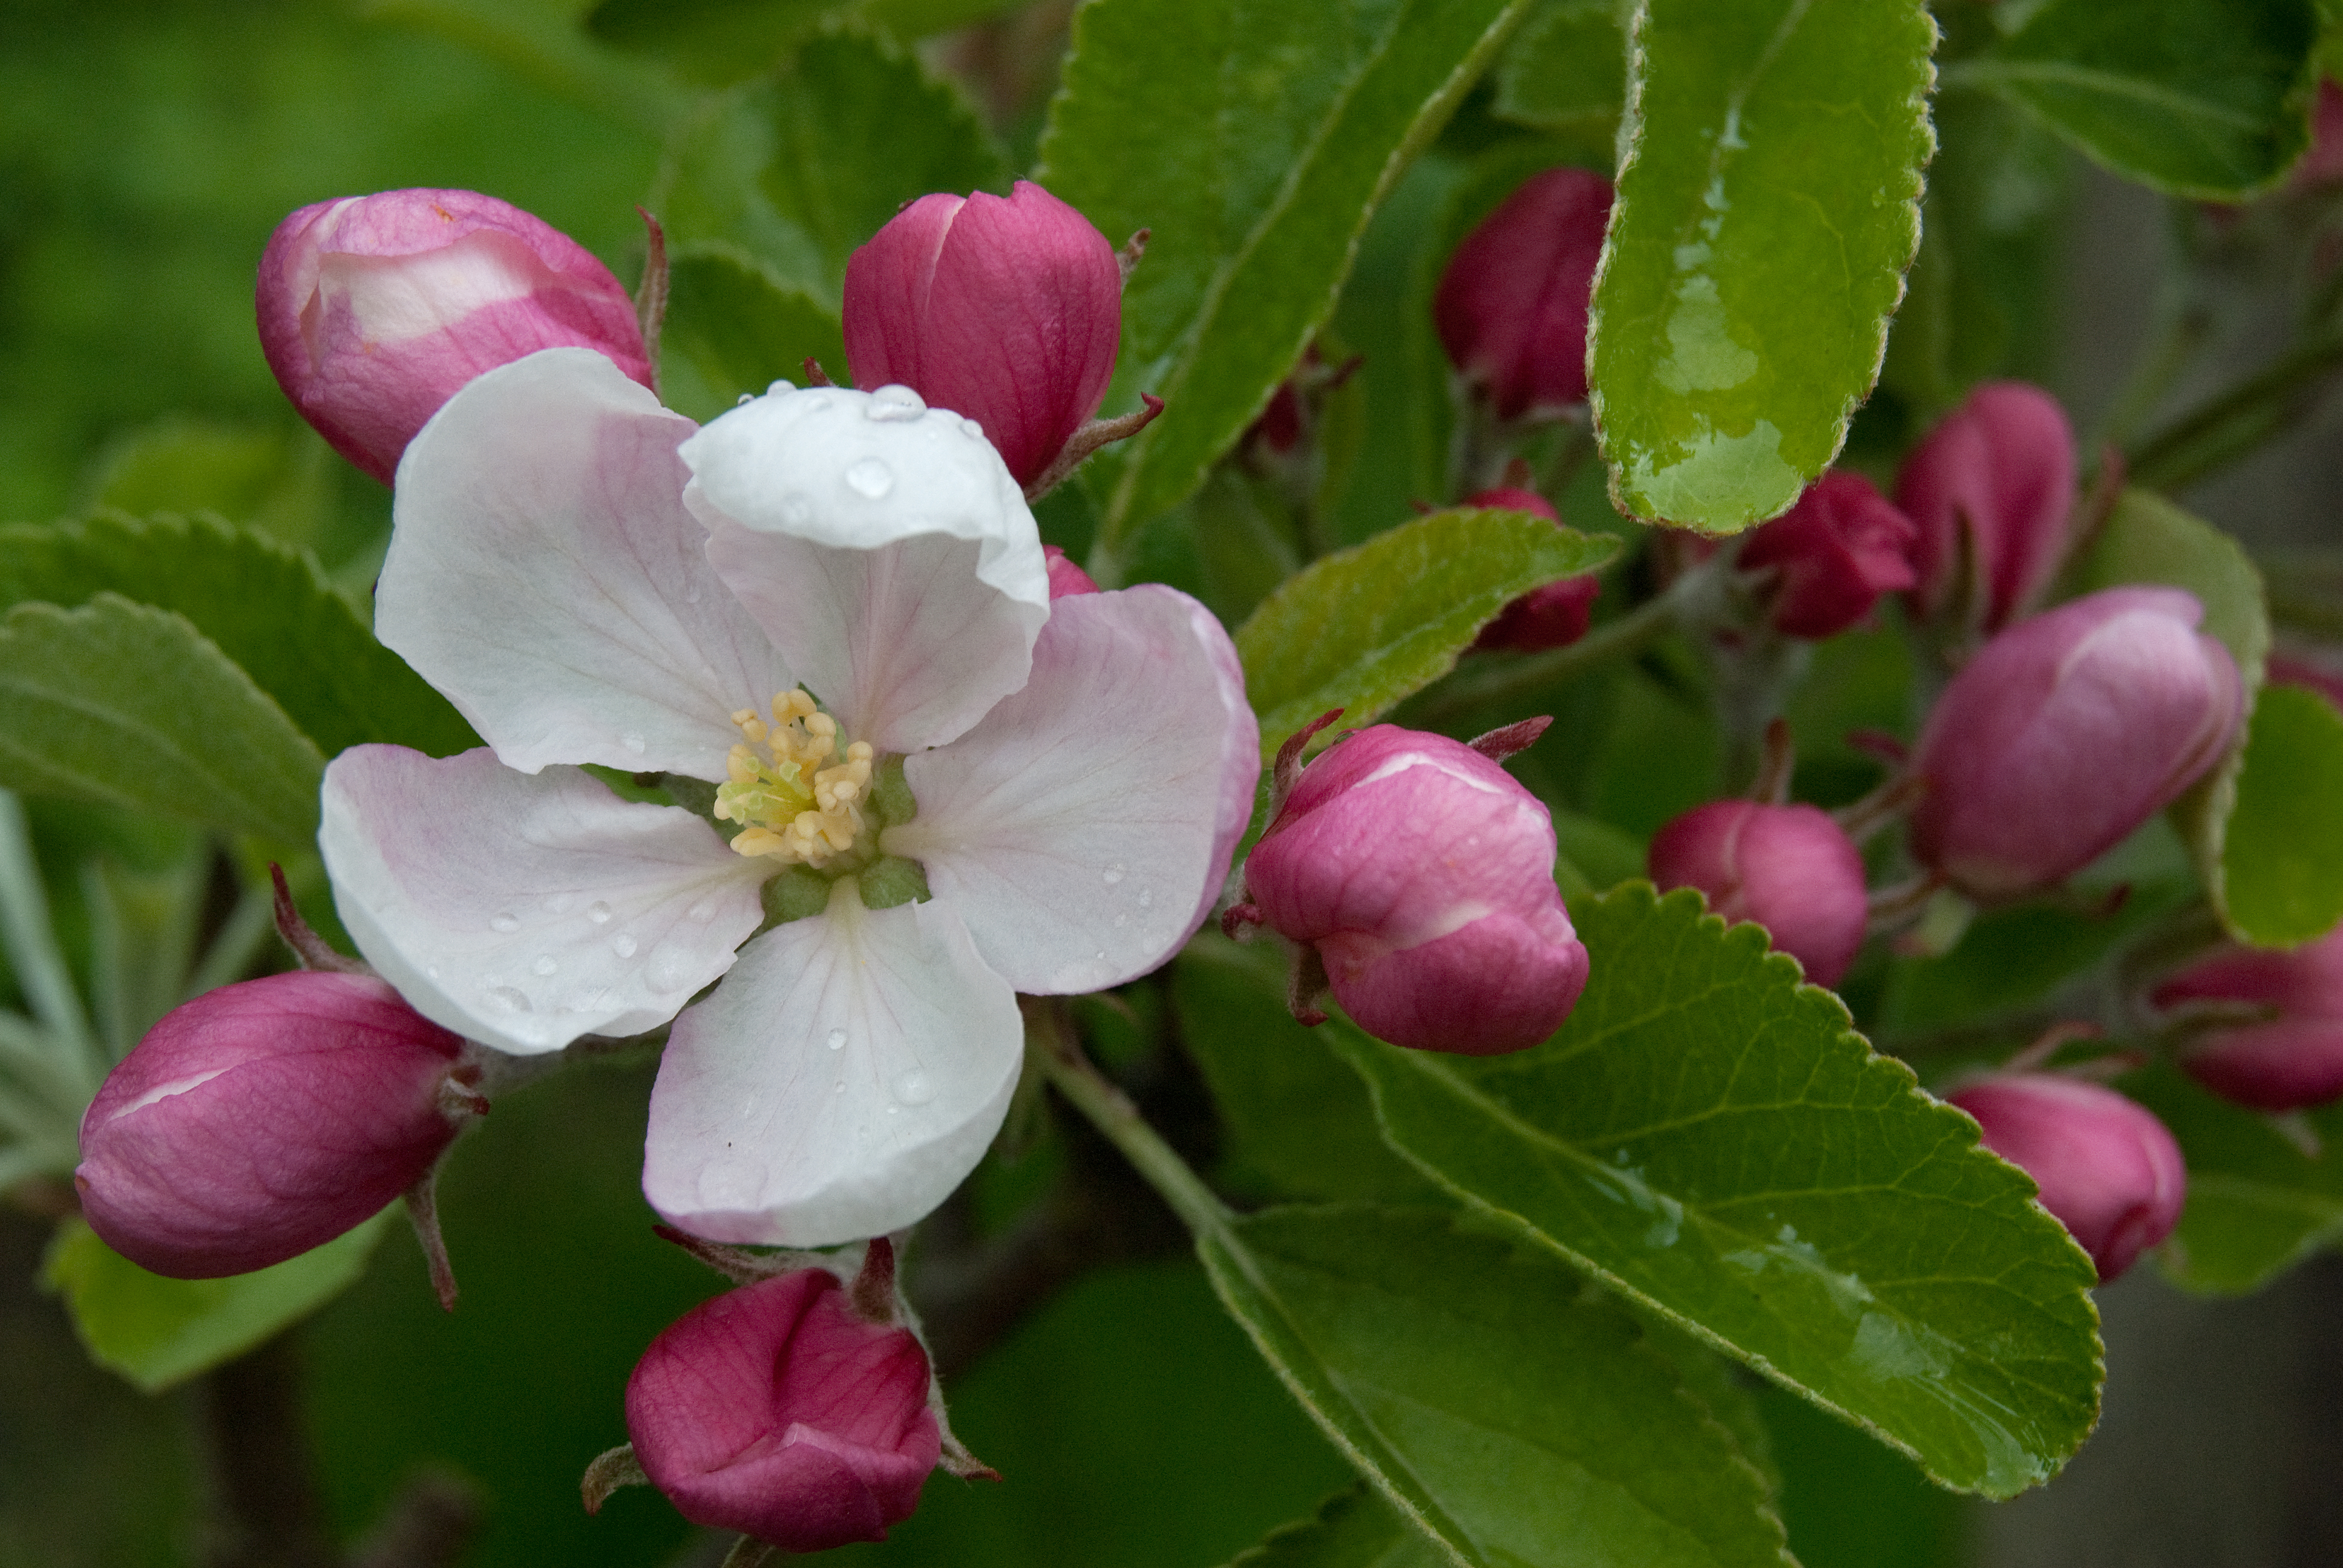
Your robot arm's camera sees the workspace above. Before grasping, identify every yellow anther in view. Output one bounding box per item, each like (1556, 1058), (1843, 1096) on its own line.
(711, 689), (876, 868)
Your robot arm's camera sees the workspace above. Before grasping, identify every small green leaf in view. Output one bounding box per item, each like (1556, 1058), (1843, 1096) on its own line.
(0, 512), (476, 760)
(1331, 884), (2105, 1498)
(82, 418), (336, 550)
(2126, 1065), (2343, 1295)
(1956, 0), (2321, 200)
(1492, 0), (1627, 136)
(658, 243), (850, 423)
(1221, 1487), (1451, 1568)
(653, 30), (1008, 309)
(1589, 0), (1935, 531)
(1038, 0), (1533, 551)
(1200, 1204), (1795, 1568)
(1235, 508), (1619, 760)
(2221, 684), (2343, 946)
(0, 597), (326, 844)
(587, 0), (1022, 83)
(42, 1212), (389, 1393)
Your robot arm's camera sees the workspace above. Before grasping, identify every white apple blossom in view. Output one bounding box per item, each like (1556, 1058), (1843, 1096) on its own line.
(318, 347), (1258, 1246)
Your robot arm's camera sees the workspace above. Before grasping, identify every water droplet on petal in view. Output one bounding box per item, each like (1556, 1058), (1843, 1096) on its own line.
(483, 985), (531, 1014)
(622, 733), (647, 756)
(844, 457), (894, 498)
(1103, 864), (1125, 885)
(867, 384), (926, 421)
(612, 933), (638, 958)
(542, 893), (572, 915)
(684, 584), (701, 604)
(802, 393), (832, 414)
(826, 1028), (847, 1051)
(1095, 949), (1107, 961)
(532, 954), (559, 977)
(1138, 889), (1153, 909)
(893, 1070), (935, 1106)
(588, 901), (613, 924)
(960, 417), (986, 441)
(767, 379), (796, 397)
(688, 900), (717, 922)
(833, 1081), (846, 1095)
(781, 492), (814, 525)
(645, 944), (696, 993)
(490, 912), (520, 933)
(425, 965), (441, 981)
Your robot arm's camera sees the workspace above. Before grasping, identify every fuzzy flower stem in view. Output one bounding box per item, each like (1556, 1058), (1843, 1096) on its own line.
(1023, 1001), (1231, 1241)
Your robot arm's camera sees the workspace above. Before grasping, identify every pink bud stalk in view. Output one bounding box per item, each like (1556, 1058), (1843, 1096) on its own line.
(1042, 543), (1100, 598)
(1242, 725), (1589, 1054)
(626, 1267), (941, 1552)
(842, 180), (1122, 488)
(1908, 587), (2243, 898)
(1895, 382), (2076, 633)
(1947, 1074), (2186, 1282)
(257, 189), (652, 484)
(1434, 168), (1613, 419)
(2154, 926), (2343, 1111)
(1467, 487), (1602, 652)
(1736, 471), (1919, 640)
(1648, 801), (1869, 987)
(75, 972), (474, 1278)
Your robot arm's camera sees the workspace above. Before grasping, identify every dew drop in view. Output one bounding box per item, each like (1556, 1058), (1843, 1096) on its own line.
(1103, 864), (1125, 885)
(781, 492), (814, 526)
(687, 899), (717, 922)
(1094, 949), (1107, 961)
(622, 733), (647, 756)
(490, 912), (520, 933)
(736, 393), (755, 407)
(684, 584), (702, 604)
(541, 893), (573, 915)
(960, 416), (986, 441)
(483, 985), (531, 1014)
(586, 901), (612, 925)
(612, 933), (638, 958)
(1138, 889), (1153, 909)
(532, 954), (559, 977)
(425, 965), (441, 981)
(833, 1081), (847, 1095)
(826, 1028), (847, 1051)
(844, 457), (894, 498)
(867, 384), (926, 422)
(767, 378), (796, 397)
(893, 1069), (936, 1106)
(645, 944), (695, 993)
(802, 393), (833, 414)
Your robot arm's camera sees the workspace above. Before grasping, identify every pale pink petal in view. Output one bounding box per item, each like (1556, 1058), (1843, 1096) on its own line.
(320, 746), (768, 1054)
(379, 348), (793, 780)
(643, 888), (1022, 1247)
(681, 384), (1048, 753)
(886, 586), (1260, 994)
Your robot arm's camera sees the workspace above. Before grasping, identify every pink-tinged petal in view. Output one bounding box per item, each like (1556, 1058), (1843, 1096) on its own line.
(683, 385), (1049, 753)
(380, 348), (792, 780)
(885, 586), (1260, 994)
(643, 890), (1022, 1246)
(320, 746), (767, 1054)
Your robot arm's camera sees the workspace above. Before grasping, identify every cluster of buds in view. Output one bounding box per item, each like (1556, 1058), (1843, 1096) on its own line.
(2154, 927), (2343, 1111)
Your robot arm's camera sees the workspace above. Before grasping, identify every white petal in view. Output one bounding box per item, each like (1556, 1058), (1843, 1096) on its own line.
(886, 586), (1260, 994)
(320, 745), (768, 1054)
(643, 885), (1022, 1246)
(381, 347), (793, 780)
(681, 385), (1048, 752)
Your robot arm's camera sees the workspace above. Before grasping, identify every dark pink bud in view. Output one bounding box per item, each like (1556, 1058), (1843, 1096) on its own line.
(1245, 725), (1588, 1054)
(74, 972), (469, 1278)
(1895, 381), (2076, 632)
(1434, 168), (1613, 419)
(1042, 543), (1099, 598)
(1947, 1074), (2185, 1281)
(1909, 587), (2243, 898)
(257, 189), (652, 484)
(1647, 801), (1869, 987)
(626, 1269), (940, 1552)
(2154, 926), (2343, 1111)
(842, 180), (1121, 488)
(1467, 487), (1600, 653)
(1737, 471), (1918, 640)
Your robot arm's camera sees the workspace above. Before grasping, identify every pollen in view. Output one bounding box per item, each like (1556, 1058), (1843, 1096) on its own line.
(711, 689), (876, 867)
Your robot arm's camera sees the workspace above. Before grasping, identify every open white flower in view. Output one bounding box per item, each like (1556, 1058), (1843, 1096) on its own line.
(320, 347), (1258, 1244)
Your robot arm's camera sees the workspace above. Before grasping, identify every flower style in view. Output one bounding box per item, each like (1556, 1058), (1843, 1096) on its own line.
(318, 347), (1258, 1246)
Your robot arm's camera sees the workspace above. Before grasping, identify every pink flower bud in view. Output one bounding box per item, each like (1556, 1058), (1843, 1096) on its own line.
(1909, 587), (2243, 898)
(2269, 649), (2343, 714)
(842, 180), (1121, 488)
(1434, 168), (1613, 419)
(1894, 382), (2076, 632)
(74, 972), (471, 1278)
(2295, 80), (2343, 190)
(2153, 926), (2343, 1111)
(1245, 725), (1588, 1054)
(1467, 488), (1601, 652)
(626, 1269), (940, 1552)
(1946, 1074), (2185, 1281)
(1647, 801), (1869, 987)
(257, 189), (652, 484)
(1736, 471), (1918, 640)
(1043, 543), (1099, 598)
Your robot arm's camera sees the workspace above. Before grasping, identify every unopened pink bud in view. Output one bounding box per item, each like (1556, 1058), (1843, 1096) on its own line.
(626, 1269), (940, 1552)
(1909, 587), (2243, 898)
(1647, 800), (1869, 987)
(842, 180), (1121, 488)
(1042, 543), (1099, 598)
(1245, 725), (1588, 1054)
(1737, 471), (1918, 640)
(1947, 1074), (2184, 1281)
(2295, 80), (2343, 189)
(1895, 382), (2076, 632)
(75, 972), (471, 1278)
(1467, 488), (1601, 652)
(1434, 168), (1613, 419)
(257, 189), (652, 484)
(2154, 926), (2343, 1111)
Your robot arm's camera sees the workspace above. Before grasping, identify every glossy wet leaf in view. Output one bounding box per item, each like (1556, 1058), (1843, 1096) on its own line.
(2126, 1065), (2343, 1295)
(2221, 684), (2343, 947)
(1955, 0), (2320, 200)
(1493, 0), (1626, 136)
(43, 1212), (389, 1393)
(658, 243), (849, 423)
(1331, 883), (2105, 1498)
(1038, 0), (1532, 552)
(1222, 1487), (1450, 1568)
(1589, 0), (1934, 531)
(1235, 507), (1618, 761)
(0, 512), (476, 760)
(1199, 1204), (1794, 1568)
(0, 596), (326, 844)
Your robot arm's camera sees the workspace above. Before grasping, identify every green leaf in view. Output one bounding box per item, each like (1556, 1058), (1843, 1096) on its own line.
(1222, 1487), (1450, 1568)
(0, 596), (326, 844)
(1199, 1204), (1795, 1568)
(0, 512), (476, 760)
(1038, 0), (1533, 552)
(2126, 1065), (2343, 1295)
(1330, 884), (2105, 1498)
(586, 0), (1022, 83)
(1492, 0), (1627, 136)
(1955, 0), (2321, 200)
(82, 418), (336, 552)
(1235, 508), (1619, 760)
(652, 29), (1008, 309)
(43, 1212), (389, 1393)
(657, 243), (850, 423)
(2221, 683), (2343, 946)
(1588, 0), (1935, 531)
(2071, 489), (2271, 941)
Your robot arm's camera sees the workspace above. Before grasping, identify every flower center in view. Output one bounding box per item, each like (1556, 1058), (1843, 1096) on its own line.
(712, 689), (876, 867)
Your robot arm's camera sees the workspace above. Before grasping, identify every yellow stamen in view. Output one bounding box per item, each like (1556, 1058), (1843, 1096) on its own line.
(711, 690), (876, 868)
